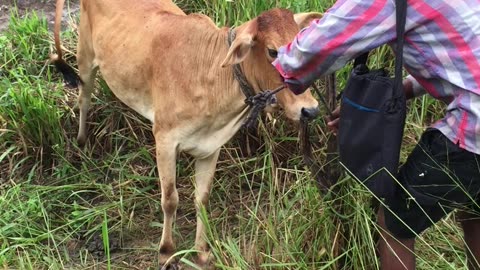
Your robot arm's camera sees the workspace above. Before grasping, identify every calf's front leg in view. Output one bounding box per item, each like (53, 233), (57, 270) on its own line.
(194, 149), (220, 267)
(154, 134), (179, 267)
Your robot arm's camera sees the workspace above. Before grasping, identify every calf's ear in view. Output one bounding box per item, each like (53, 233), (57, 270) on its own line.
(221, 19), (258, 67)
(294, 12), (323, 29)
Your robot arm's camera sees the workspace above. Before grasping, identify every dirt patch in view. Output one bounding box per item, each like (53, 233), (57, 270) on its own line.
(0, 0), (80, 33)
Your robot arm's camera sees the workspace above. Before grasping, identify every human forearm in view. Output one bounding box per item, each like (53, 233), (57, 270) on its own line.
(274, 0), (398, 94)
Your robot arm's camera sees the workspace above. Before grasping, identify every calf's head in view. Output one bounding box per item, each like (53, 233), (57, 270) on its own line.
(221, 9), (322, 121)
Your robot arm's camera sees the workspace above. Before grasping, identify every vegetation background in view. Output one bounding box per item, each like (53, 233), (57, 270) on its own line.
(0, 0), (465, 269)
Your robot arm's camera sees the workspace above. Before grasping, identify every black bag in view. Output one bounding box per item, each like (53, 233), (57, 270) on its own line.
(338, 0), (407, 200)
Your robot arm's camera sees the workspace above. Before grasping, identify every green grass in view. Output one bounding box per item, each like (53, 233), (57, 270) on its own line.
(0, 1), (470, 269)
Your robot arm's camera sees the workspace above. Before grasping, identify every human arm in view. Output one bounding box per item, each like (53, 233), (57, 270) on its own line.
(274, 0), (399, 94)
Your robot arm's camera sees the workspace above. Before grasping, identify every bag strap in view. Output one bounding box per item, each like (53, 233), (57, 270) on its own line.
(393, 0), (407, 95)
(353, 0), (407, 90)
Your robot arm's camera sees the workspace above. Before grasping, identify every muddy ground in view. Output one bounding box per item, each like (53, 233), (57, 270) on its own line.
(0, 0), (80, 33)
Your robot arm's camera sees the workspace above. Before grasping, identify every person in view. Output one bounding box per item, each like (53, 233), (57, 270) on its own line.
(273, 0), (480, 269)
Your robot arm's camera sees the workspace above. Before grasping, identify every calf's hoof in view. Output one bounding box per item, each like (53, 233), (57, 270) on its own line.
(77, 134), (86, 147)
(159, 246), (178, 270)
(196, 251), (214, 270)
(160, 262), (181, 270)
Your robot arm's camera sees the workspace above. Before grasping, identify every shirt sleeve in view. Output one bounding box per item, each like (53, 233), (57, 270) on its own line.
(274, 0), (398, 94)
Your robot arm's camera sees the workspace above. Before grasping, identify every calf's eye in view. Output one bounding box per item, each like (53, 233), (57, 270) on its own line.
(268, 48), (278, 58)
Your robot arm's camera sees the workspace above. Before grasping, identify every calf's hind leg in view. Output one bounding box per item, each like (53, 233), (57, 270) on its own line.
(75, 52), (97, 146)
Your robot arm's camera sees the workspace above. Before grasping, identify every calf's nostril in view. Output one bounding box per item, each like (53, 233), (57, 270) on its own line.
(301, 107), (320, 119)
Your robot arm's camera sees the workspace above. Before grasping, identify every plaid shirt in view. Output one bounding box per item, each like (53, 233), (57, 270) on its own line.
(274, 0), (480, 155)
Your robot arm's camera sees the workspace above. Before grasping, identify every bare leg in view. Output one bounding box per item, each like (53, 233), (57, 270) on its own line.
(458, 211), (480, 270)
(377, 207), (416, 270)
(194, 149), (220, 268)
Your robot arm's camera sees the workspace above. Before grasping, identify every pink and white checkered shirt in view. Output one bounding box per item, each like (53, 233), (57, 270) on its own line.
(274, 0), (480, 155)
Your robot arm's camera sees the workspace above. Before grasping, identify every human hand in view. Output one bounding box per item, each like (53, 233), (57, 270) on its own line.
(403, 78), (414, 100)
(278, 77), (308, 95)
(325, 107), (340, 135)
(403, 75), (426, 99)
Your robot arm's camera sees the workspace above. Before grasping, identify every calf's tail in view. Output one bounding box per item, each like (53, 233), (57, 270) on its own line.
(50, 0), (80, 88)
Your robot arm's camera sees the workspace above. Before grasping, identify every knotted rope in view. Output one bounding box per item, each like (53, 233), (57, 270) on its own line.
(227, 28), (286, 128)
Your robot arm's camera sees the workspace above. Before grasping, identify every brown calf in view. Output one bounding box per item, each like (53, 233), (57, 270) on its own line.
(52, 0), (321, 268)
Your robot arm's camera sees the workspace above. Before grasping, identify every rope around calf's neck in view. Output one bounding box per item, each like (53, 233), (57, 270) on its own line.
(242, 85), (286, 128)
